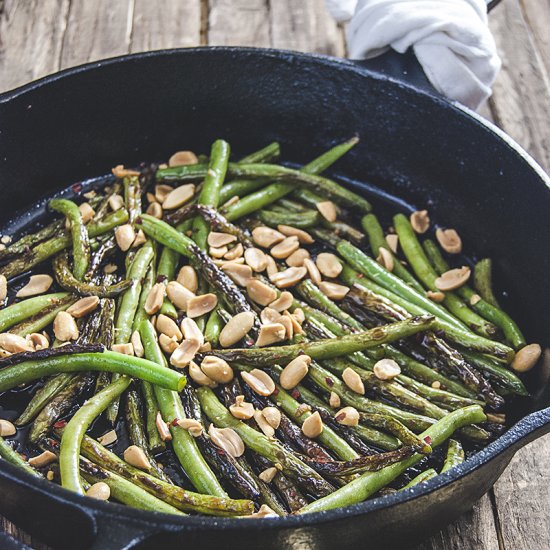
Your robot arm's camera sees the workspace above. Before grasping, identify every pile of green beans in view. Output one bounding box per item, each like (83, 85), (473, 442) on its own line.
(0, 137), (538, 518)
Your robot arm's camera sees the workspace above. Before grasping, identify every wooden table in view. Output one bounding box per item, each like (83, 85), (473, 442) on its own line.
(1, 0), (549, 548)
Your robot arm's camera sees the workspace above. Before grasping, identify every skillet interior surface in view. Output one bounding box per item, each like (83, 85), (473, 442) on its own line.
(0, 47), (549, 549)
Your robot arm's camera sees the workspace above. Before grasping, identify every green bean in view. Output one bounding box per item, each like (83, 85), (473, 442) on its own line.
(15, 373), (75, 426)
(214, 138), (363, 219)
(440, 439), (465, 473)
(0, 219), (64, 261)
(336, 237), (462, 326)
(361, 214), (424, 291)
(358, 412), (430, 451)
(394, 372), (483, 410)
(141, 379), (166, 453)
(49, 198), (90, 280)
(124, 390), (171, 481)
(303, 384), (402, 451)
(0, 210), (129, 280)
(137, 215), (197, 258)
(298, 405), (486, 513)
(337, 244), (514, 362)
(139, 319), (226, 497)
(235, 364), (358, 461)
(107, 240), (154, 423)
(197, 386), (335, 498)
(325, 358), (450, 420)
(383, 347), (476, 399)
(291, 188), (325, 208)
(296, 279), (364, 331)
(115, 241), (154, 344)
(0, 351), (186, 393)
(258, 208), (321, 229)
(157, 222), (191, 318)
(0, 436), (41, 477)
(321, 358), (487, 441)
(60, 376), (131, 494)
(422, 239), (525, 349)
(393, 215), (498, 339)
(201, 137), (360, 207)
(300, 137), (359, 174)
(85, 236), (116, 280)
(78, 435), (253, 515)
(137, 215), (259, 322)
(11, 295), (77, 337)
(132, 264), (155, 331)
(307, 362), (436, 433)
(80, 458), (184, 515)
(238, 142), (280, 164)
(217, 143), (281, 204)
(94, 297), (116, 394)
(460, 350), (527, 396)
(28, 373), (90, 444)
(474, 258), (501, 308)
(300, 301), (475, 399)
(204, 308), (223, 347)
(193, 140), (231, 250)
(0, 293), (69, 332)
(123, 175), (141, 224)
(211, 316), (435, 366)
(402, 468), (438, 489)
(53, 252), (132, 297)
(224, 165), (371, 221)
(309, 294), (470, 408)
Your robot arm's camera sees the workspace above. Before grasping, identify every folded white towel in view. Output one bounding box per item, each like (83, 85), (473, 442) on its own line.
(325, 0), (501, 109)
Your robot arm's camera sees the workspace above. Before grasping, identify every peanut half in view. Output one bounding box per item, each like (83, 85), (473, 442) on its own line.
(208, 425), (245, 458)
(436, 228), (462, 254)
(219, 311), (255, 348)
(241, 369), (276, 396)
(279, 355), (312, 390)
(435, 267), (471, 291)
(302, 411), (323, 438)
(16, 274), (53, 298)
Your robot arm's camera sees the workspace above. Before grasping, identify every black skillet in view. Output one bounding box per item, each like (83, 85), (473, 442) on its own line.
(1, 10), (550, 550)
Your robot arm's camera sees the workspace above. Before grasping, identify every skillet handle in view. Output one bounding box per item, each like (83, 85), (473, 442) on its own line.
(352, 49), (435, 96)
(86, 510), (161, 550)
(505, 407), (550, 455)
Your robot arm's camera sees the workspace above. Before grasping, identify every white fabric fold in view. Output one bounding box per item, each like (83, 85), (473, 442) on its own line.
(325, 0), (501, 109)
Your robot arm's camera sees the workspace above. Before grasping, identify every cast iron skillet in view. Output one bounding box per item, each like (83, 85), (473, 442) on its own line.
(1, 38), (550, 550)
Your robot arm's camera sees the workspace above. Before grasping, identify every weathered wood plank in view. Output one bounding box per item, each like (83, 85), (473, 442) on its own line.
(0, 0), (70, 92)
(130, 0), (201, 52)
(208, 0), (270, 47)
(492, 438), (550, 548)
(270, 0), (345, 56)
(59, 0), (133, 69)
(488, 0), (550, 170)
(415, 493), (500, 550)
(0, 519), (49, 549)
(521, 0), (550, 77)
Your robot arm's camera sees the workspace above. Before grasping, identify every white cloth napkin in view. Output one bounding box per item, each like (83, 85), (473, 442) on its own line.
(325, 0), (501, 109)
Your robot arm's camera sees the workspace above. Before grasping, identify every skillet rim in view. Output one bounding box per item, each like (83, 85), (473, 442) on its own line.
(0, 46), (549, 531)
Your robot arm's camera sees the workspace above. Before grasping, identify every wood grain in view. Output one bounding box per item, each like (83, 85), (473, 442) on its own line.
(493, 440), (550, 548)
(131, 0), (201, 52)
(488, 0), (550, 170)
(0, 0), (70, 92)
(521, 0), (550, 77)
(415, 494), (500, 550)
(207, 0), (271, 47)
(270, 0), (345, 56)
(59, 0), (133, 68)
